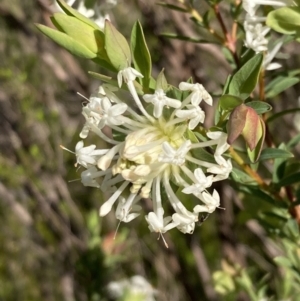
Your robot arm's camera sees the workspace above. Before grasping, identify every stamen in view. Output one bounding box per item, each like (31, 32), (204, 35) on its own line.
(60, 145), (75, 154)
(158, 232), (169, 248)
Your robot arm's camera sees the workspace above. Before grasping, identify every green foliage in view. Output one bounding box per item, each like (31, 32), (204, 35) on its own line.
(104, 20), (132, 70)
(267, 6), (300, 36)
(130, 21), (152, 89)
(229, 54), (263, 100)
(35, 24), (97, 59)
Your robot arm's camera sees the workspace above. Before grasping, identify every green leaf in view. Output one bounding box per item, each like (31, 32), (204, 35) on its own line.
(231, 168), (257, 185)
(222, 75), (233, 95)
(219, 94), (244, 111)
(130, 21), (152, 88)
(51, 13), (99, 54)
(105, 20), (131, 70)
(258, 148), (294, 161)
(266, 108), (300, 124)
(265, 76), (300, 98)
(35, 24), (96, 59)
(245, 101), (272, 115)
(229, 54), (263, 99)
(56, 0), (100, 29)
(239, 186), (276, 205)
(267, 6), (300, 35)
(156, 69), (168, 91)
(277, 172), (300, 187)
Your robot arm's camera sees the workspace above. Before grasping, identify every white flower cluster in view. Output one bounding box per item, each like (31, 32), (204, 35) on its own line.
(107, 275), (157, 301)
(54, 0), (118, 29)
(67, 66), (232, 238)
(242, 0), (293, 70)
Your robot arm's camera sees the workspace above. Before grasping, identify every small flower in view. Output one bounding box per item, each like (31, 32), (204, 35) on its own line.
(107, 275), (157, 301)
(158, 140), (191, 165)
(179, 82), (213, 106)
(182, 168), (213, 196)
(117, 67), (143, 87)
(242, 0), (293, 16)
(172, 211), (198, 234)
(207, 131), (230, 156)
(146, 212), (177, 233)
(207, 155), (232, 182)
(244, 22), (270, 52)
(194, 190), (221, 214)
(75, 141), (108, 168)
(143, 89), (181, 118)
(115, 194), (141, 223)
(175, 105), (205, 130)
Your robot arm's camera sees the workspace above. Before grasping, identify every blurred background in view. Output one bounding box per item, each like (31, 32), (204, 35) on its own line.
(1, 1), (300, 301)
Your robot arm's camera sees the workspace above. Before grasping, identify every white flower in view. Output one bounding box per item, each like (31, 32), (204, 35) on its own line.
(175, 105), (205, 130)
(146, 212), (177, 233)
(207, 155), (233, 182)
(107, 275), (157, 301)
(143, 89), (181, 118)
(158, 140), (191, 165)
(115, 194), (141, 223)
(182, 168), (213, 196)
(117, 67), (143, 87)
(64, 68), (232, 238)
(206, 131), (230, 156)
(194, 190), (221, 214)
(75, 141), (108, 168)
(172, 211), (198, 234)
(244, 22), (270, 52)
(263, 38), (284, 70)
(242, 0), (293, 16)
(179, 82), (213, 106)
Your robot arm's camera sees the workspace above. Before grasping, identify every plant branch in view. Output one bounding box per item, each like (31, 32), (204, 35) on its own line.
(213, 4), (239, 67)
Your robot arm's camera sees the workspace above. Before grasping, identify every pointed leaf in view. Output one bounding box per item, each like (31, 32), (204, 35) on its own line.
(35, 24), (96, 59)
(56, 0), (100, 29)
(130, 21), (151, 88)
(155, 69), (168, 91)
(245, 101), (272, 115)
(105, 20), (131, 70)
(219, 94), (244, 111)
(258, 148), (294, 161)
(266, 76), (300, 98)
(277, 172), (300, 187)
(267, 6), (300, 35)
(51, 13), (99, 54)
(266, 108), (300, 124)
(229, 54), (263, 99)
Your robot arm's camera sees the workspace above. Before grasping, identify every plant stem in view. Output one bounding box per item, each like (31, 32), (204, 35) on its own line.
(229, 147), (268, 189)
(213, 4), (239, 67)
